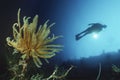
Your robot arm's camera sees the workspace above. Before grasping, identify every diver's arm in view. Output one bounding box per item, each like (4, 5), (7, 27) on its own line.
(88, 23), (96, 25)
(88, 23), (100, 25)
(88, 23), (95, 25)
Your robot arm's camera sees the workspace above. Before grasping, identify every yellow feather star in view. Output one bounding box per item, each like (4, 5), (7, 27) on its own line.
(6, 8), (62, 67)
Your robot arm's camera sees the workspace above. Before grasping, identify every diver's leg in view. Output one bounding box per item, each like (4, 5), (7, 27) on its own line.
(75, 32), (88, 40)
(76, 31), (86, 37)
(75, 30), (87, 40)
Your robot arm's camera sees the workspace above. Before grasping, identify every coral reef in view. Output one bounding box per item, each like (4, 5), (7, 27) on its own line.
(30, 65), (74, 80)
(112, 64), (120, 73)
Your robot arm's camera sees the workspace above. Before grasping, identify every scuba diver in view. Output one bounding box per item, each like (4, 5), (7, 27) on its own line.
(75, 23), (107, 40)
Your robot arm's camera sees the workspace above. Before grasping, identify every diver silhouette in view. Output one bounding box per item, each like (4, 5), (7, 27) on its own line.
(75, 23), (107, 40)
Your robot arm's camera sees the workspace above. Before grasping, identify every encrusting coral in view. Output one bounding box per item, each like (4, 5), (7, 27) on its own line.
(6, 8), (62, 67)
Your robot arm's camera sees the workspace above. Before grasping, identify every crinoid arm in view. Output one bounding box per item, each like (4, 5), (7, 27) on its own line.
(6, 8), (63, 67)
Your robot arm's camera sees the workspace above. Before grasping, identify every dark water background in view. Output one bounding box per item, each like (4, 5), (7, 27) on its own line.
(0, 0), (120, 80)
